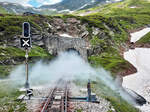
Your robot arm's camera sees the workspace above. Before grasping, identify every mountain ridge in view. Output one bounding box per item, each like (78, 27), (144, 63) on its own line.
(0, 0), (122, 15)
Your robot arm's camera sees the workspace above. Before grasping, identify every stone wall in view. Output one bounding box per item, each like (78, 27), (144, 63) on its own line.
(43, 35), (88, 60)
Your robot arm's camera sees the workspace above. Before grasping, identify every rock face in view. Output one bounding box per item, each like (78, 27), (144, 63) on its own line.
(0, 16), (137, 78)
(40, 0), (119, 12)
(3, 17), (90, 61)
(48, 18), (89, 39)
(7, 33), (89, 61)
(124, 88), (147, 106)
(118, 63), (137, 77)
(43, 34), (88, 60)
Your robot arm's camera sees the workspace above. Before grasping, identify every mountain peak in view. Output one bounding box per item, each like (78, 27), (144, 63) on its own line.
(0, 0), (122, 15)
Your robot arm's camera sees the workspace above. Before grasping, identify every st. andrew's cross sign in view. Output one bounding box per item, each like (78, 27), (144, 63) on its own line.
(20, 37), (31, 48)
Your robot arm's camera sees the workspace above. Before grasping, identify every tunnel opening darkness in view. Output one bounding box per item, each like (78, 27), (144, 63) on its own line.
(66, 48), (80, 55)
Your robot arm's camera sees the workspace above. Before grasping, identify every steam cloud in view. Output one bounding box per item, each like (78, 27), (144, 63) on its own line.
(8, 51), (135, 104)
(9, 51), (113, 86)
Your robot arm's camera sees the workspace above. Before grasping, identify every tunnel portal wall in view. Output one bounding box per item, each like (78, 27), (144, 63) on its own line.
(44, 35), (88, 61)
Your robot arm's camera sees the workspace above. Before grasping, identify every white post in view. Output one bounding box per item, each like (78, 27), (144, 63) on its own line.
(25, 48), (29, 89)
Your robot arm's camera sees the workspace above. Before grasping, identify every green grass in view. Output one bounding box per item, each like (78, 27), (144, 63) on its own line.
(74, 79), (140, 112)
(75, 0), (150, 30)
(0, 15), (55, 78)
(0, 46), (53, 78)
(88, 34), (129, 75)
(0, 14), (130, 78)
(1, 1), (149, 111)
(0, 65), (13, 78)
(105, 96), (140, 112)
(92, 79), (140, 112)
(0, 0), (150, 77)
(0, 6), (8, 14)
(71, 0), (150, 75)
(0, 46), (52, 60)
(0, 15), (44, 42)
(136, 31), (150, 44)
(89, 53), (130, 76)
(0, 82), (27, 112)
(76, 109), (83, 112)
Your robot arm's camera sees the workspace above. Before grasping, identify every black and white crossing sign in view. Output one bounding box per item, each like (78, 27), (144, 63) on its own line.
(20, 38), (31, 48)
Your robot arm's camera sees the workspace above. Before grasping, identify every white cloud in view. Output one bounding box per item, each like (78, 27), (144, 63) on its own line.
(42, 0), (62, 5)
(34, 0), (62, 6)
(0, 0), (62, 7)
(0, 0), (31, 6)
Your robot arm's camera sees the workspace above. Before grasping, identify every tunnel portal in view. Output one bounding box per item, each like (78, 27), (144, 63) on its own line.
(44, 35), (88, 60)
(66, 48), (80, 55)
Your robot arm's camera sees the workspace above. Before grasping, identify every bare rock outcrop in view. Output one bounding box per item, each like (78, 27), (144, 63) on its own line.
(43, 34), (89, 60)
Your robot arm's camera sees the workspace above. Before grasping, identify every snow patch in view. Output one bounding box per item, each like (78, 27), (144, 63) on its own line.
(12, 8), (18, 14)
(13, 3), (19, 6)
(47, 22), (53, 28)
(59, 33), (74, 38)
(48, 8), (57, 11)
(130, 6), (137, 8)
(58, 9), (71, 13)
(2, 2), (8, 5)
(77, 4), (88, 10)
(91, 0), (95, 3)
(106, 0), (111, 3)
(123, 27), (150, 111)
(123, 48), (150, 92)
(130, 27), (150, 43)
(114, 0), (122, 1)
(106, 0), (122, 3)
(33, 8), (42, 11)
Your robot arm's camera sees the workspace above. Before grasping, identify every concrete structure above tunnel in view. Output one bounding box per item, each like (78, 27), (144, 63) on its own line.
(43, 35), (89, 60)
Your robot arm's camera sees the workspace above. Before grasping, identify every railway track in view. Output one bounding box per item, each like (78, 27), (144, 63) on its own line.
(39, 80), (70, 112)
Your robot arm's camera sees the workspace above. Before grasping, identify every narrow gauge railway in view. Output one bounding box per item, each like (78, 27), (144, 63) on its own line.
(38, 80), (71, 112)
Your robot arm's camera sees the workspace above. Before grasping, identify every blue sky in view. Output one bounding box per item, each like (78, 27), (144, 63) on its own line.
(0, 0), (62, 7)
(28, 0), (41, 7)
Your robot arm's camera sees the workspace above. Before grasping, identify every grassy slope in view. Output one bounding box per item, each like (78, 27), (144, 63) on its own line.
(0, 15), (54, 78)
(0, 1), (150, 111)
(73, 1), (150, 111)
(95, 82), (140, 112)
(0, 14), (137, 112)
(0, 46), (51, 61)
(0, 46), (52, 78)
(72, 0), (150, 75)
(0, 15), (53, 111)
(1, 0), (150, 77)
(136, 32), (150, 44)
(76, 0), (150, 29)
(0, 15), (42, 41)
(0, 6), (8, 14)
(75, 79), (140, 112)
(61, 13), (131, 76)
(0, 82), (27, 112)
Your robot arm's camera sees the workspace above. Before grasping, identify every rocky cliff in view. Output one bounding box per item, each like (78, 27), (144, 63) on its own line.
(0, 14), (138, 78)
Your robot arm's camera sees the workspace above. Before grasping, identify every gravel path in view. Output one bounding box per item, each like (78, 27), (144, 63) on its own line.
(25, 86), (51, 112)
(70, 83), (115, 112)
(24, 83), (114, 112)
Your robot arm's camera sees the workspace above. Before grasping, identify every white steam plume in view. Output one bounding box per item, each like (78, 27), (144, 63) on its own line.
(8, 51), (135, 104)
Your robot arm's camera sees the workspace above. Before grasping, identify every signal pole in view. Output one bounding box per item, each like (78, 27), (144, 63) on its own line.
(20, 22), (33, 100)
(20, 22), (31, 89)
(25, 48), (29, 88)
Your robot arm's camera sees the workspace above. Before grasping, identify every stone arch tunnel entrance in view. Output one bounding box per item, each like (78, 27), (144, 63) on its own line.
(66, 48), (80, 55)
(44, 35), (89, 61)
